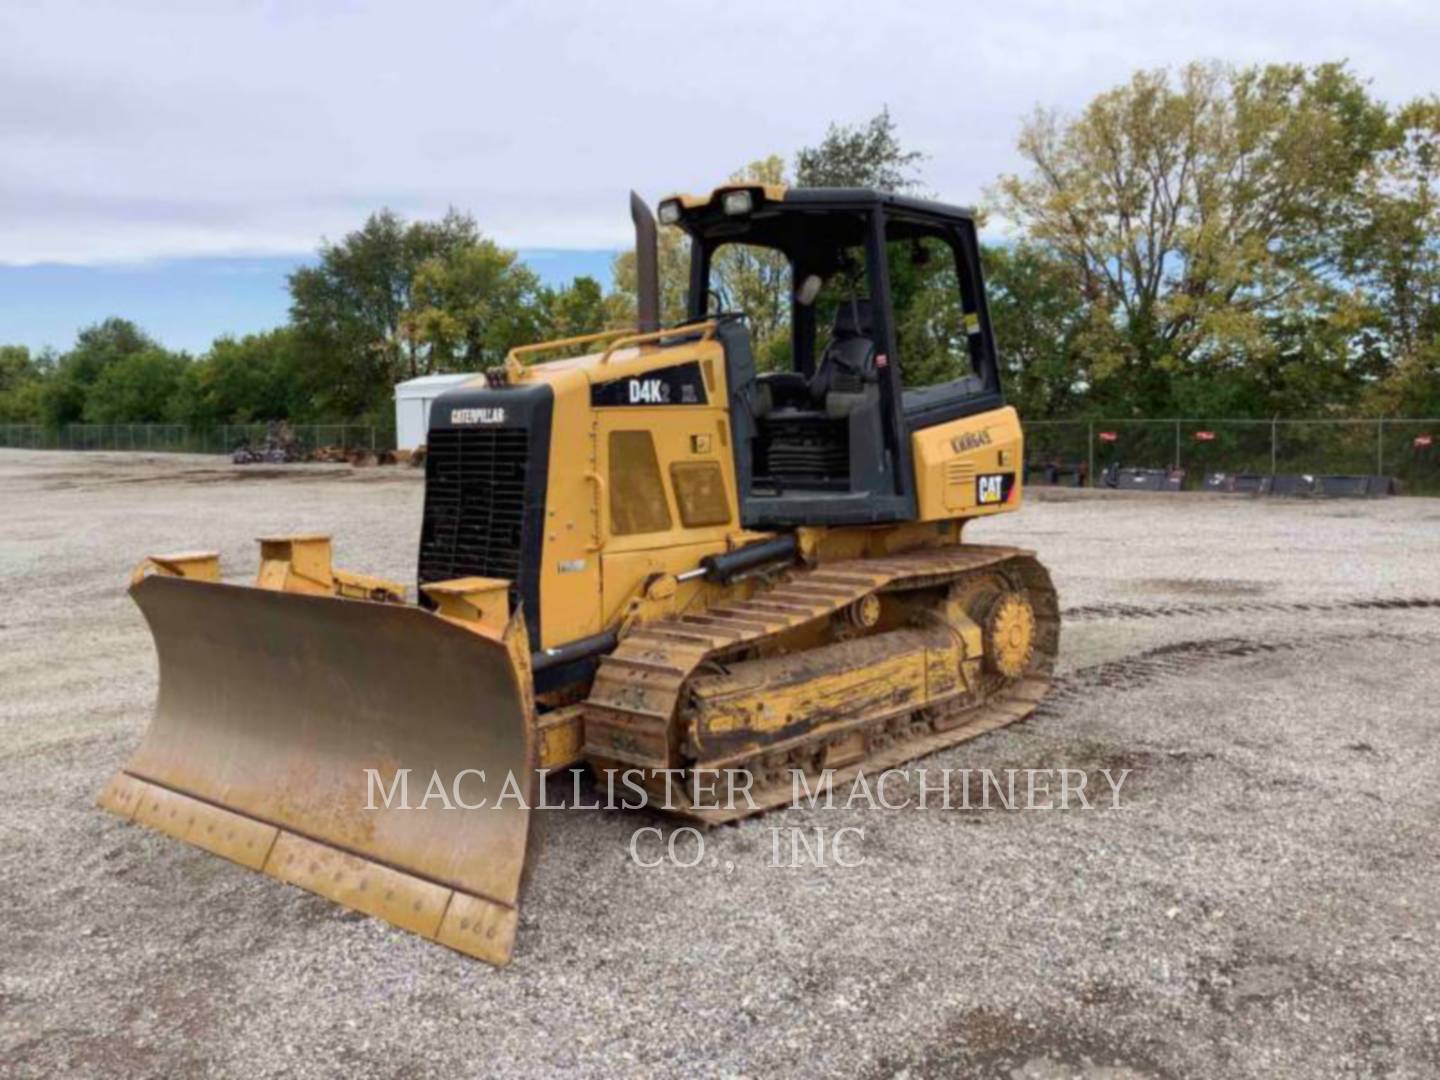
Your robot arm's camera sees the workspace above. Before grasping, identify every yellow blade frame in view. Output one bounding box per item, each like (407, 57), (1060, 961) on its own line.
(98, 574), (536, 965)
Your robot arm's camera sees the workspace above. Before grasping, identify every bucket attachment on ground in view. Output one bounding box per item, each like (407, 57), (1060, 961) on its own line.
(1268, 473), (1317, 497)
(1024, 459), (1087, 487)
(1314, 474), (1396, 498)
(1232, 473), (1273, 495)
(1203, 472), (1273, 494)
(99, 543), (537, 966)
(1103, 466), (1184, 491)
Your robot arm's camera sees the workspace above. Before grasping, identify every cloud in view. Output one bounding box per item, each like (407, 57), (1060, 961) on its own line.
(2, 0), (1436, 264)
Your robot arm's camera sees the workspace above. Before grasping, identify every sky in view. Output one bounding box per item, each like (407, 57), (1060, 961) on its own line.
(3, 0), (1437, 353)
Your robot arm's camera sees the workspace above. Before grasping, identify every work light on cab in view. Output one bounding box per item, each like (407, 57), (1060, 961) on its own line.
(722, 190), (753, 215)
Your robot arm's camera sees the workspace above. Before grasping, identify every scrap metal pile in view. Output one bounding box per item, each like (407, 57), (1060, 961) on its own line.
(230, 422), (304, 465)
(230, 423), (397, 467)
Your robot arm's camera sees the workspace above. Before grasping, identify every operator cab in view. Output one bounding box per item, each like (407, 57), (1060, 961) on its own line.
(660, 186), (1004, 528)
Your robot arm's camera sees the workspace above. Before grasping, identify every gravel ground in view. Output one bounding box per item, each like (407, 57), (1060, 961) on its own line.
(2, 449), (1438, 1079)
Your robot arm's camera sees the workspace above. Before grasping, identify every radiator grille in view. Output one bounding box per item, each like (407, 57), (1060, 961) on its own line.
(418, 426), (532, 586)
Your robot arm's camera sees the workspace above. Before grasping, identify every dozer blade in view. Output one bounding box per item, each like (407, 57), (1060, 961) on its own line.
(98, 574), (535, 966)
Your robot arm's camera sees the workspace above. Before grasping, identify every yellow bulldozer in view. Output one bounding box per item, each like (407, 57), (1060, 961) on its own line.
(98, 185), (1058, 966)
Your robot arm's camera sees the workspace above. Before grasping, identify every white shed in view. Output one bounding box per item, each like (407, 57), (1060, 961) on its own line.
(393, 373), (477, 451)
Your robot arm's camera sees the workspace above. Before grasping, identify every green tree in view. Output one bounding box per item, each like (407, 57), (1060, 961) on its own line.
(795, 107), (926, 191)
(288, 208), (484, 416)
(83, 348), (189, 423)
(0, 345), (45, 422)
(0, 344), (34, 392)
(1348, 99), (1440, 416)
(41, 318), (160, 426)
(993, 62), (1390, 415)
(176, 328), (308, 426)
(982, 243), (1090, 417)
(541, 276), (609, 340)
(402, 241), (549, 370)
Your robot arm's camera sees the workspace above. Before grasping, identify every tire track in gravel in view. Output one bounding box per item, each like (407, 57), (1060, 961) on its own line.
(1034, 628), (1440, 719)
(1062, 595), (1440, 622)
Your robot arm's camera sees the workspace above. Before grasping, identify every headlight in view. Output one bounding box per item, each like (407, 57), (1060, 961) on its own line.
(657, 199), (682, 225)
(722, 190), (753, 216)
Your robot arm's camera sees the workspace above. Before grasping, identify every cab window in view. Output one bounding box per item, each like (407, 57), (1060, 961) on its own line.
(710, 241), (793, 372)
(885, 230), (978, 390)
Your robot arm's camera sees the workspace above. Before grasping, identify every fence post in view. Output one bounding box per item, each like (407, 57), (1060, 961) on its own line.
(1174, 420), (1181, 470)
(1376, 419), (1384, 476)
(1270, 420), (1278, 473)
(1087, 421), (1095, 487)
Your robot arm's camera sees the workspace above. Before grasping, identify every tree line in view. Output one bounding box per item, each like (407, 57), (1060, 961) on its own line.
(2, 61), (1436, 429)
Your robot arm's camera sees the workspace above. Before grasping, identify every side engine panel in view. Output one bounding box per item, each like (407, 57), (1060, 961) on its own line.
(910, 405), (1024, 521)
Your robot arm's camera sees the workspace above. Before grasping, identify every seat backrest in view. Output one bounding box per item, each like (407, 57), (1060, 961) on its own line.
(831, 297), (872, 341)
(810, 298), (876, 409)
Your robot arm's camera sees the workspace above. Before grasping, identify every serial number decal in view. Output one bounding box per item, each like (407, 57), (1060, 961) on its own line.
(451, 407), (506, 425)
(976, 472), (1015, 505)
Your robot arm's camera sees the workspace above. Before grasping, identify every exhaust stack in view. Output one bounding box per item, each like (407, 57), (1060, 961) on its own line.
(629, 191), (660, 333)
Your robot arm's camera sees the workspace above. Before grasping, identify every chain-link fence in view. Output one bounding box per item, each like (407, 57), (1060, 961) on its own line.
(0, 423), (395, 455)
(3, 417), (1439, 494)
(1024, 418), (1440, 495)
(0, 423), (201, 452)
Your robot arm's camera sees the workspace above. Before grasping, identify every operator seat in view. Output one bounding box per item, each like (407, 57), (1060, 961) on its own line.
(743, 296), (890, 494)
(809, 298), (878, 417)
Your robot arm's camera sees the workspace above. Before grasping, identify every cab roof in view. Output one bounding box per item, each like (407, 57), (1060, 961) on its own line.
(658, 185), (979, 262)
(662, 184), (977, 225)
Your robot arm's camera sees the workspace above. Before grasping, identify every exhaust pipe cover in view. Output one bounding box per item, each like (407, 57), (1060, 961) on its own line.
(629, 190), (660, 333)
